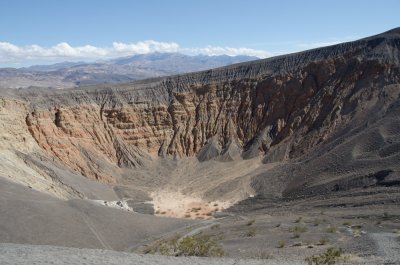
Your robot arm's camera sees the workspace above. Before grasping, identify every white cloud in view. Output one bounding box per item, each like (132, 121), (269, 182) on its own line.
(0, 40), (269, 65)
(112, 40), (179, 54)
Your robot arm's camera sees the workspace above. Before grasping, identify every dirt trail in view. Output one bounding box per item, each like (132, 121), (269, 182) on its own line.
(80, 214), (112, 250)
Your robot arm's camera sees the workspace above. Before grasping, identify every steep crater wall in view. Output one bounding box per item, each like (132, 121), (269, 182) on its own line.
(21, 59), (399, 183)
(3, 29), (400, 189)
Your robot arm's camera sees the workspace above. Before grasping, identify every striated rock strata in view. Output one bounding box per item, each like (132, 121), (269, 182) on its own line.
(1, 28), (400, 196)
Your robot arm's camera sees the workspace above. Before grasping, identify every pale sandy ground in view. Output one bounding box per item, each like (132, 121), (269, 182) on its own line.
(151, 190), (232, 219)
(138, 157), (270, 220)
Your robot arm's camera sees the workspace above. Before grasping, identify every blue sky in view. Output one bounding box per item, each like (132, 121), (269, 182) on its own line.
(0, 0), (399, 67)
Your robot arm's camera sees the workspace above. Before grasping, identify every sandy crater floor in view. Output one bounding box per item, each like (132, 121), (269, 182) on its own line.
(151, 191), (232, 219)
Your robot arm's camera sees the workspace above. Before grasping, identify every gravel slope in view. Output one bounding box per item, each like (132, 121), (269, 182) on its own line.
(0, 243), (303, 265)
(0, 178), (193, 250)
(370, 233), (400, 264)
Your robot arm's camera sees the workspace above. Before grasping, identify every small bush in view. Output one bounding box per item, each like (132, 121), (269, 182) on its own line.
(289, 226), (307, 238)
(383, 212), (390, 220)
(289, 226), (307, 233)
(157, 234), (181, 256)
(244, 227), (256, 237)
(254, 251), (273, 259)
(152, 234), (225, 257)
(142, 244), (156, 254)
(318, 238), (329, 245)
(305, 247), (343, 265)
(247, 219), (255, 226)
(277, 241), (285, 248)
(314, 218), (322, 226)
(326, 225), (337, 233)
(294, 217), (303, 223)
(211, 224), (220, 230)
(353, 228), (362, 238)
(178, 235), (224, 257)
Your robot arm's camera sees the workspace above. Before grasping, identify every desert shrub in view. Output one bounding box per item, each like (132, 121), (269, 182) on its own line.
(352, 228), (361, 237)
(192, 207), (202, 212)
(277, 241), (285, 248)
(244, 227), (256, 237)
(157, 234), (181, 255)
(247, 219), (255, 226)
(326, 225), (337, 233)
(178, 234), (224, 257)
(289, 226), (307, 233)
(211, 224), (220, 230)
(142, 244), (156, 254)
(289, 226), (307, 238)
(313, 218), (322, 226)
(254, 251), (273, 259)
(152, 234), (225, 257)
(318, 238), (329, 245)
(383, 212), (390, 220)
(305, 247), (343, 265)
(294, 217), (303, 223)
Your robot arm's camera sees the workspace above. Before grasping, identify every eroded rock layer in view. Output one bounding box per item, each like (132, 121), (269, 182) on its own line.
(2, 28), (400, 194)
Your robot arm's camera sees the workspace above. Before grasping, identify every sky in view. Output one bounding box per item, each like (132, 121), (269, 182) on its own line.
(0, 0), (399, 67)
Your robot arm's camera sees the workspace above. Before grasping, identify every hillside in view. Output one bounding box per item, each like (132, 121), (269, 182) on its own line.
(0, 28), (399, 263)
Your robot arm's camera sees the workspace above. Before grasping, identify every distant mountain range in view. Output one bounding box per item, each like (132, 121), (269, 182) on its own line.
(0, 53), (258, 89)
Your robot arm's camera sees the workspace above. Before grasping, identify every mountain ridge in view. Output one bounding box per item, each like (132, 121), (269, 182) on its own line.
(0, 53), (258, 89)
